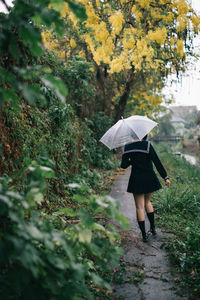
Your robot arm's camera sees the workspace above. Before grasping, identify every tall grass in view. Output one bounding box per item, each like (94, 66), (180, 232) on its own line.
(152, 145), (200, 298)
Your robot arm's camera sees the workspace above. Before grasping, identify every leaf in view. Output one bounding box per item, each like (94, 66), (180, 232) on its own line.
(0, 195), (12, 207)
(115, 212), (130, 230)
(26, 188), (44, 206)
(26, 224), (44, 240)
(78, 229), (92, 243)
(18, 25), (43, 56)
(78, 209), (94, 226)
(9, 34), (20, 60)
(95, 197), (109, 208)
(91, 273), (111, 289)
(39, 166), (55, 178)
(0, 89), (19, 106)
(20, 84), (45, 105)
(70, 262), (86, 280)
(6, 191), (22, 200)
(49, 1), (66, 14)
(54, 207), (77, 217)
(67, 1), (87, 21)
(92, 223), (105, 231)
(41, 75), (68, 103)
(0, 67), (17, 86)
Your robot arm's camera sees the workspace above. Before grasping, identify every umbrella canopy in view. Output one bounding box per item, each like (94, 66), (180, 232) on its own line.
(100, 115), (158, 150)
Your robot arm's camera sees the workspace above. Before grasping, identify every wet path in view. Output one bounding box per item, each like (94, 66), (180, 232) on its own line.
(110, 168), (187, 300)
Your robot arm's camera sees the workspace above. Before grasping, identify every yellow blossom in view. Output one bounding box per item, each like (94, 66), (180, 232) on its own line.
(176, 15), (188, 32)
(94, 22), (109, 43)
(70, 38), (77, 48)
(61, 3), (70, 18)
(150, 9), (162, 21)
(177, 39), (184, 58)
(162, 13), (174, 23)
(176, 0), (189, 15)
(138, 0), (150, 9)
(191, 14), (200, 33)
(109, 12), (124, 35)
(170, 36), (175, 46)
(78, 50), (86, 58)
(109, 54), (130, 73)
(59, 51), (65, 59)
(41, 31), (52, 43)
(85, 4), (100, 26)
(147, 28), (167, 45)
(122, 35), (136, 49)
(151, 95), (162, 107)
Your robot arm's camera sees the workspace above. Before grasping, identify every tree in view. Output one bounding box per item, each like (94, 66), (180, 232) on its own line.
(156, 112), (175, 136)
(43, 0), (200, 120)
(0, 0), (86, 108)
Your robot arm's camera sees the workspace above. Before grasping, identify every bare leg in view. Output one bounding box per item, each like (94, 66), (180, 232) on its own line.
(145, 193), (156, 235)
(134, 194), (148, 242)
(144, 193), (154, 213)
(134, 194), (145, 221)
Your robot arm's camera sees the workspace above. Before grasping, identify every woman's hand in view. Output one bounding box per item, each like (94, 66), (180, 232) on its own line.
(164, 179), (170, 187)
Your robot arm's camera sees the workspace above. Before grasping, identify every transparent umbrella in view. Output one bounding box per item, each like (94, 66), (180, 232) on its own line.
(100, 115), (158, 150)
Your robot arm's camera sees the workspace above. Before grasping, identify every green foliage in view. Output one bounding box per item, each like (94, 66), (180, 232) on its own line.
(153, 149), (200, 297)
(0, 161), (127, 299)
(0, 2), (125, 299)
(0, 0), (87, 108)
(154, 113), (175, 137)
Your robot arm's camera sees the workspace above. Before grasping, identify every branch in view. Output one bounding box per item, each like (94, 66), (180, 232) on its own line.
(0, 0), (10, 12)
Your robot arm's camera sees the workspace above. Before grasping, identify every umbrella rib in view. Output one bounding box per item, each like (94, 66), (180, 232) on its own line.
(110, 120), (132, 149)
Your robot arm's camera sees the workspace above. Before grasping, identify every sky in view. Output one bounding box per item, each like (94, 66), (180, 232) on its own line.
(162, 0), (200, 109)
(1, 0), (200, 109)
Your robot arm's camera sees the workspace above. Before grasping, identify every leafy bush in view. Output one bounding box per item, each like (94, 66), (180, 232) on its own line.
(153, 149), (200, 297)
(0, 161), (128, 299)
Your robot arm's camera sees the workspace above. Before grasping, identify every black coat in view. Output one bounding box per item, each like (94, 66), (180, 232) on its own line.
(121, 141), (169, 194)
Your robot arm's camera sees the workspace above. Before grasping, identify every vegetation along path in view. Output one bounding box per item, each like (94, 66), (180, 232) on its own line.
(110, 168), (186, 300)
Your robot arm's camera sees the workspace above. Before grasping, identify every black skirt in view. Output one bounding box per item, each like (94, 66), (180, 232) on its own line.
(127, 169), (162, 194)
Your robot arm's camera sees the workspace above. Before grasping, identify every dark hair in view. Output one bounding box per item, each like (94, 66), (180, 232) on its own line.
(142, 135), (148, 141)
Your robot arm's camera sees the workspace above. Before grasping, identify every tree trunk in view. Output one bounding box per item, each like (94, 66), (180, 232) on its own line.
(114, 71), (135, 122)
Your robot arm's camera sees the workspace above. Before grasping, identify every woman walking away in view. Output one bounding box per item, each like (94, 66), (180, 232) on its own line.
(120, 135), (170, 242)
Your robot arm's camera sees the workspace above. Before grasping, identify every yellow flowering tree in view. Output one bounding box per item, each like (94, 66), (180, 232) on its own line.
(43, 0), (200, 120)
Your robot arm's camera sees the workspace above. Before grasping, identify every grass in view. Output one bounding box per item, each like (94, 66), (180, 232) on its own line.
(152, 146), (200, 299)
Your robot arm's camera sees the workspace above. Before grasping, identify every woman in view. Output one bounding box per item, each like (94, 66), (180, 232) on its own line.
(121, 135), (170, 242)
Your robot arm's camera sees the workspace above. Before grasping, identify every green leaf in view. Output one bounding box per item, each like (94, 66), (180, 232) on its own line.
(18, 26), (34, 46)
(49, 1), (66, 14)
(91, 273), (111, 289)
(6, 191), (22, 200)
(54, 207), (77, 217)
(70, 262), (86, 280)
(0, 67), (17, 86)
(95, 197), (109, 208)
(9, 34), (20, 60)
(78, 209), (94, 226)
(41, 75), (68, 103)
(18, 25), (43, 56)
(78, 229), (92, 243)
(0, 89), (19, 106)
(26, 188), (44, 206)
(26, 224), (44, 240)
(67, 1), (87, 21)
(115, 212), (130, 230)
(0, 195), (12, 207)
(92, 223), (105, 231)
(20, 84), (45, 104)
(39, 166), (55, 179)
(30, 41), (43, 56)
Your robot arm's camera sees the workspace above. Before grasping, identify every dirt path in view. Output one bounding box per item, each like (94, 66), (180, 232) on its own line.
(110, 168), (186, 300)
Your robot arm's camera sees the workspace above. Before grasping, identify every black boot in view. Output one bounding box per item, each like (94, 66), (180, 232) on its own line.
(147, 212), (157, 236)
(138, 221), (148, 242)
